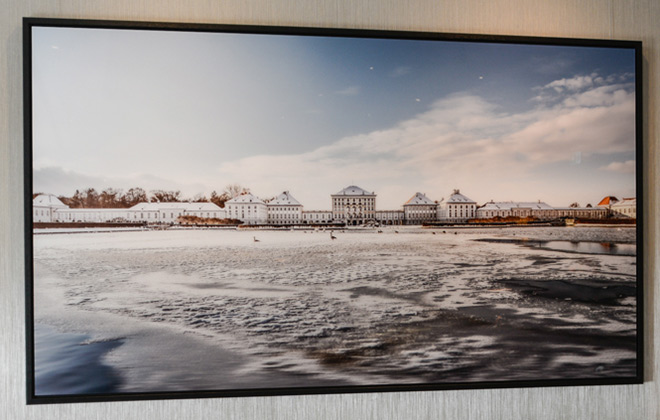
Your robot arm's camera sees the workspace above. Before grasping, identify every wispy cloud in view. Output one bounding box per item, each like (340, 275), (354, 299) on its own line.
(216, 75), (635, 208)
(36, 73), (635, 209)
(390, 66), (411, 77)
(543, 73), (597, 92)
(600, 160), (636, 174)
(335, 85), (360, 96)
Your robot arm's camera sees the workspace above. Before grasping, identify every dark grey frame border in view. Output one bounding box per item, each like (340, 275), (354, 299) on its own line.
(23, 17), (645, 405)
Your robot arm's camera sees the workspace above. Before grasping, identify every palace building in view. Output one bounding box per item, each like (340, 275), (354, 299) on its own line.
(611, 197), (636, 218)
(267, 191), (303, 225)
(403, 192), (438, 225)
(225, 192), (267, 224)
(441, 189), (477, 222)
(331, 185), (376, 226)
(33, 186), (630, 227)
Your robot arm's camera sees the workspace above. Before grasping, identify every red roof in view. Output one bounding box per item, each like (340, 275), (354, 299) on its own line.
(597, 196), (619, 206)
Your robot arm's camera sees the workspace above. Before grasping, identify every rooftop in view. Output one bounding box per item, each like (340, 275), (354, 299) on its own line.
(33, 194), (69, 208)
(226, 192), (265, 205)
(404, 192), (436, 206)
(446, 189), (476, 204)
(129, 202), (223, 211)
(333, 185), (375, 196)
(268, 191), (302, 206)
(612, 197), (636, 207)
(480, 201), (554, 210)
(598, 196), (619, 206)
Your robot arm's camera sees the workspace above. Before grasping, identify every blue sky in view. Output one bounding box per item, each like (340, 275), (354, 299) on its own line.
(32, 26), (637, 209)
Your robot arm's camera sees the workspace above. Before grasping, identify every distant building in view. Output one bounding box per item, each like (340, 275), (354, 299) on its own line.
(598, 196), (619, 208)
(477, 201), (554, 219)
(375, 210), (404, 225)
(32, 188), (629, 227)
(331, 185), (376, 226)
(33, 194), (68, 223)
(267, 191), (303, 225)
(611, 197), (636, 218)
(403, 192), (438, 225)
(57, 208), (133, 223)
(477, 200), (607, 220)
(225, 193), (267, 224)
(441, 189), (477, 222)
(302, 210), (334, 225)
(127, 202), (225, 223)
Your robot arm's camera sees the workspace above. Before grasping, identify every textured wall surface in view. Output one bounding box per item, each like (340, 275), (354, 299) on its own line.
(1, 1), (658, 419)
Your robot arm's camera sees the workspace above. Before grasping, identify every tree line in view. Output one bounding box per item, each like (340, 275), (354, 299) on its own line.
(34, 184), (251, 209)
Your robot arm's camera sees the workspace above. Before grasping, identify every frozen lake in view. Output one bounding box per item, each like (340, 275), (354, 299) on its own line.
(32, 226), (638, 395)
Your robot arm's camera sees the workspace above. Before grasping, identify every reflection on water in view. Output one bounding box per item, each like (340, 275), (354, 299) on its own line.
(34, 324), (123, 396)
(536, 241), (636, 256)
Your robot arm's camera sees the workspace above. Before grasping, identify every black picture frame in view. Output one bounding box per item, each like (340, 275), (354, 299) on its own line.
(24, 17), (644, 404)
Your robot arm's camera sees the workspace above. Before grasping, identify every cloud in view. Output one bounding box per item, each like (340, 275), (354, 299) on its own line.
(38, 72), (635, 209)
(600, 160), (636, 174)
(530, 72), (634, 109)
(543, 74), (596, 92)
(335, 86), (360, 96)
(390, 66), (411, 77)
(216, 77), (635, 208)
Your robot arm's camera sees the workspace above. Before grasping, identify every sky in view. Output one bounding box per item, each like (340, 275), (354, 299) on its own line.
(31, 26), (638, 209)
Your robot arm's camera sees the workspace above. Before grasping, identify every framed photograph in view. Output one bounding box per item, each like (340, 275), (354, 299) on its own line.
(24, 17), (643, 404)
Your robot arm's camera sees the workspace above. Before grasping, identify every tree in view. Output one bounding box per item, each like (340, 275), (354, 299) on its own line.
(83, 188), (99, 208)
(150, 190), (181, 203)
(224, 183), (249, 199)
(122, 187), (148, 207)
(99, 188), (122, 208)
(210, 190), (231, 208)
(191, 193), (209, 203)
(70, 190), (85, 208)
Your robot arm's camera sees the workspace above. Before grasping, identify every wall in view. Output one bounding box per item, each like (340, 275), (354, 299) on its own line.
(1, 1), (658, 419)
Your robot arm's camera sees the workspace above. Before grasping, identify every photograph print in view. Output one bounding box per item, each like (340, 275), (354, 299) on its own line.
(25, 18), (642, 403)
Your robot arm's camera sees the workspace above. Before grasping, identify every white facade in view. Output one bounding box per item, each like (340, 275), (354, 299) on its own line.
(302, 210), (334, 224)
(403, 192), (438, 225)
(33, 194), (68, 223)
(331, 185), (376, 225)
(611, 198), (636, 218)
(57, 208), (133, 223)
(477, 201), (554, 219)
(477, 201), (608, 220)
(375, 210), (404, 225)
(33, 194), (225, 224)
(33, 189), (625, 227)
(225, 193), (268, 224)
(441, 190), (477, 221)
(267, 191), (303, 225)
(128, 202), (225, 223)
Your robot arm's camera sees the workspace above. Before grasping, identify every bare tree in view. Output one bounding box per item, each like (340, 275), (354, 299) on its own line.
(224, 184), (249, 199)
(210, 190), (231, 208)
(150, 190), (181, 203)
(99, 188), (122, 208)
(122, 187), (147, 207)
(191, 193), (209, 203)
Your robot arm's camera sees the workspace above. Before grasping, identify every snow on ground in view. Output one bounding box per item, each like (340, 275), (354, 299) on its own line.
(32, 225), (638, 392)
